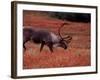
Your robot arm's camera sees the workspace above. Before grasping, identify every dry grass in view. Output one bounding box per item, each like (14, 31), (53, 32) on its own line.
(23, 11), (91, 69)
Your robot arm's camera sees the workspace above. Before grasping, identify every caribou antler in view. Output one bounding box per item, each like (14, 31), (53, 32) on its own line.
(58, 23), (68, 40)
(58, 23), (72, 44)
(62, 35), (72, 39)
(64, 35), (72, 43)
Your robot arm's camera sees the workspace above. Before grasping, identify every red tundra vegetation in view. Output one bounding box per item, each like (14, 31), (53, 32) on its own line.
(23, 11), (91, 69)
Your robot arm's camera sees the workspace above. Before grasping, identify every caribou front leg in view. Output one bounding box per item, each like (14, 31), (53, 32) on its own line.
(48, 42), (53, 52)
(40, 41), (45, 52)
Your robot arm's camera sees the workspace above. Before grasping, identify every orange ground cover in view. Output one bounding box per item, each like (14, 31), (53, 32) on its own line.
(23, 11), (91, 69)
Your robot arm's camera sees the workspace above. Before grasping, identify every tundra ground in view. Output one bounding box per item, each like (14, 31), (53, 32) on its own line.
(23, 11), (90, 69)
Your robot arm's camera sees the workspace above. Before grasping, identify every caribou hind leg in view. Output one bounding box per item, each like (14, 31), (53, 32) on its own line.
(23, 42), (26, 50)
(23, 41), (28, 50)
(23, 39), (30, 50)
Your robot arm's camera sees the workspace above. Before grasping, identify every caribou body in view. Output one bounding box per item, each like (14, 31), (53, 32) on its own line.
(23, 23), (72, 52)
